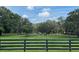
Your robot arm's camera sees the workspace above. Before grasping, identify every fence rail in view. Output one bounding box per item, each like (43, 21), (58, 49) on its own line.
(0, 39), (79, 52)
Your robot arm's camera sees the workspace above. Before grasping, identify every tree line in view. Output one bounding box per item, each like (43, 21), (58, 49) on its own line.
(0, 7), (32, 35)
(0, 7), (79, 37)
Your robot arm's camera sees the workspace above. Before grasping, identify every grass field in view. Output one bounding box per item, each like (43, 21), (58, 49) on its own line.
(0, 34), (79, 52)
(0, 34), (78, 39)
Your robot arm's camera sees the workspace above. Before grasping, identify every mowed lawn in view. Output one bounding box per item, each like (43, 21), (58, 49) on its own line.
(0, 34), (79, 52)
(0, 34), (78, 39)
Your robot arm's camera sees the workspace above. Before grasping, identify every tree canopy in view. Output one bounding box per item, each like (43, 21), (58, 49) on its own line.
(64, 9), (79, 36)
(0, 7), (32, 35)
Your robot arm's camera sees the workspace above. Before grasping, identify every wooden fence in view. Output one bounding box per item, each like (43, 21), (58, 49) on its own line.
(0, 39), (79, 52)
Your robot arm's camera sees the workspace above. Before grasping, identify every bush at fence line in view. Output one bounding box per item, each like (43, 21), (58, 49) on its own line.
(0, 27), (4, 36)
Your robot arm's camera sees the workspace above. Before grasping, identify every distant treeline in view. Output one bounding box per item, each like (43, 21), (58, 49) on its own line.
(0, 7), (79, 37)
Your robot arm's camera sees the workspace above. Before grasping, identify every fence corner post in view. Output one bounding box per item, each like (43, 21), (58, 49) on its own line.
(46, 39), (48, 52)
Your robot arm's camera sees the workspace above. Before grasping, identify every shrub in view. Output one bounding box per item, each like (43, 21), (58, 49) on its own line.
(0, 27), (4, 36)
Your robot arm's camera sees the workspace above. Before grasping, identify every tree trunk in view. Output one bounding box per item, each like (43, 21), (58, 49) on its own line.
(0, 31), (2, 36)
(76, 31), (79, 37)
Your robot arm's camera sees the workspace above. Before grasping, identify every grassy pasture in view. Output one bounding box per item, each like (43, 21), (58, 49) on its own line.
(0, 34), (78, 39)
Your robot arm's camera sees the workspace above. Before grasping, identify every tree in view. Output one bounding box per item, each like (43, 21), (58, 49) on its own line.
(0, 7), (21, 33)
(0, 7), (33, 35)
(22, 18), (33, 34)
(0, 27), (4, 36)
(32, 24), (39, 33)
(57, 17), (65, 34)
(36, 19), (65, 34)
(64, 9), (79, 37)
(37, 22), (49, 34)
(37, 20), (56, 34)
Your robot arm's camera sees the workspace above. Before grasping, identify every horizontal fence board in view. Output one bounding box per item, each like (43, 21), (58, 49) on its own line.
(0, 39), (24, 41)
(71, 45), (79, 47)
(0, 48), (24, 50)
(1, 45), (46, 47)
(0, 39), (45, 41)
(48, 42), (69, 44)
(1, 45), (70, 47)
(48, 48), (69, 50)
(48, 45), (69, 47)
(26, 42), (46, 44)
(26, 48), (45, 50)
(1, 46), (23, 47)
(71, 48), (79, 50)
(0, 42), (24, 44)
(71, 42), (79, 44)
(26, 45), (46, 47)
(0, 42), (70, 44)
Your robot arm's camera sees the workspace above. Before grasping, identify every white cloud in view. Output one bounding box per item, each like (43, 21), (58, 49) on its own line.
(22, 15), (28, 18)
(38, 11), (50, 17)
(27, 6), (34, 10)
(42, 8), (51, 12)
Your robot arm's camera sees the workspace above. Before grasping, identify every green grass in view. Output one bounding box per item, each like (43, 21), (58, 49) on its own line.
(0, 34), (78, 39)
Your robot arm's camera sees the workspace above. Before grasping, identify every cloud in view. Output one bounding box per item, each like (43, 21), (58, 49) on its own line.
(38, 11), (50, 17)
(22, 15), (28, 18)
(38, 8), (51, 17)
(27, 6), (34, 10)
(42, 8), (51, 12)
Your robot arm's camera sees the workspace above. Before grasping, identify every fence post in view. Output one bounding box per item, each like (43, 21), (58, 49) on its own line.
(24, 40), (26, 52)
(69, 40), (71, 52)
(0, 40), (1, 48)
(46, 40), (48, 52)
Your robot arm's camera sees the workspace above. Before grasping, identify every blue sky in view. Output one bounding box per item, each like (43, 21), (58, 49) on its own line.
(6, 6), (79, 23)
